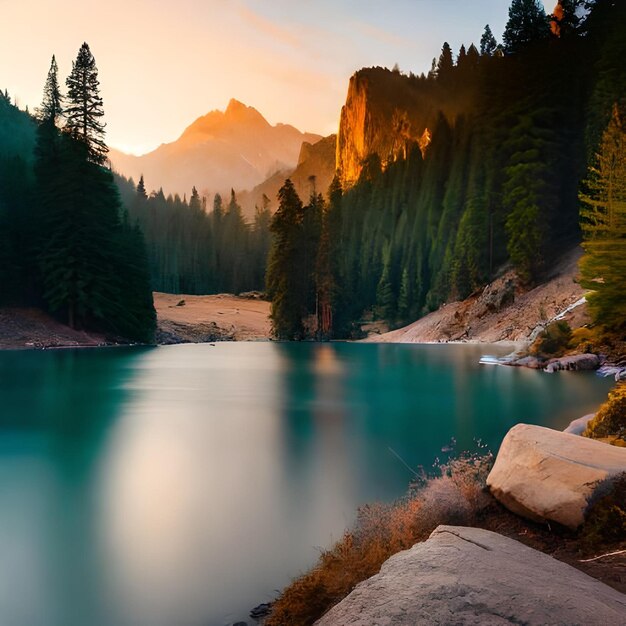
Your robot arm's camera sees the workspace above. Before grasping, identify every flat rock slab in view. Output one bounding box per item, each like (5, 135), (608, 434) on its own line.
(487, 424), (626, 528)
(316, 526), (626, 626)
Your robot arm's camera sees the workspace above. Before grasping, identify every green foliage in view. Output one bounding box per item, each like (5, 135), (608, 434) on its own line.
(503, 114), (559, 284)
(318, 26), (591, 332)
(36, 129), (155, 341)
(37, 56), (63, 124)
(267, 180), (307, 339)
(584, 1), (626, 155)
(530, 321), (572, 357)
(503, 0), (550, 53)
(0, 154), (35, 304)
(265, 180), (335, 339)
(568, 326), (596, 352)
(480, 24), (498, 56)
(65, 43), (107, 165)
(0, 44), (156, 343)
(436, 42), (454, 77)
(116, 176), (268, 296)
(583, 383), (626, 443)
(579, 106), (626, 333)
(0, 91), (36, 162)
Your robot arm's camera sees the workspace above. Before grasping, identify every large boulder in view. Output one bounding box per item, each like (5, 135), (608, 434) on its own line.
(544, 353), (601, 372)
(316, 526), (626, 625)
(487, 424), (626, 528)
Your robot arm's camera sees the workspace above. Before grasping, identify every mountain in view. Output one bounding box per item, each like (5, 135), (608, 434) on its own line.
(239, 133), (337, 215)
(109, 99), (322, 198)
(337, 67), (476, 186)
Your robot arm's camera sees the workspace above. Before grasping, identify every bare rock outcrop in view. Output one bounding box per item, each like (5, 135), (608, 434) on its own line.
(487, 424), (626, 529)
(336, 68), (470, 186)
(544, 353), (602, 372)
(366, 247), (587, 345)
(316, 525), (626, 625)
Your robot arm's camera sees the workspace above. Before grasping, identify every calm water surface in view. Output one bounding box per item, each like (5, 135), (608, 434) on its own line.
(0, 342), (614, 625)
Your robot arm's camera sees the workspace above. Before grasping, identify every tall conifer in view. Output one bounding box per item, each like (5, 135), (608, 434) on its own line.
(37, 56), (63, 124)
(503, 0), (550, 53)
(65, 43), (107, 165)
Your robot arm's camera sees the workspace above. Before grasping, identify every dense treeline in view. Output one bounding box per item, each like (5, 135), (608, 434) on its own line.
(267, 0), (626, 339)
(2, 1), (624, 344)
(115, 176), (271, 295)
(0, 45), (155, 342)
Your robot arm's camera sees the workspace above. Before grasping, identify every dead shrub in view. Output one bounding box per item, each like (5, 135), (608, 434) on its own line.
(265, 448), (493, 626)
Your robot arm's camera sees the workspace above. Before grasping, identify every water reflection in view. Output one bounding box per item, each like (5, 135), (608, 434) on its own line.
(0, 343), (615, 626)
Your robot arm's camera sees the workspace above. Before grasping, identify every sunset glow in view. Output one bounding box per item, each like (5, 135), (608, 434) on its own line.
(0, 0), (552, 155)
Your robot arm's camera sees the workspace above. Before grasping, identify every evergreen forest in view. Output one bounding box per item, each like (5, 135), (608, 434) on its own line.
(0, 44), (155, 342)
(0, 0), (624, 342)
(266, 0), (626, 338)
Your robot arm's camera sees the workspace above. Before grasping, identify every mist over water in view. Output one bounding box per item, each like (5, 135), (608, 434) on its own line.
(0, 343), (613, 625)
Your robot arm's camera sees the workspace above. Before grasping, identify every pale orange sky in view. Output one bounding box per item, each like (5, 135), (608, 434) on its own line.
(0, 1), (552, 155)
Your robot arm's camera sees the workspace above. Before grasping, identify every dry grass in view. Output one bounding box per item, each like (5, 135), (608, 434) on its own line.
(265, 450), (493, 626)
(265, 445), (626, 625)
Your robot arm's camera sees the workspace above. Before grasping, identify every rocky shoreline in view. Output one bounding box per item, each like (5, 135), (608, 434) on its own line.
(500, 351), (626, 380)
(308, 423), (626, 625)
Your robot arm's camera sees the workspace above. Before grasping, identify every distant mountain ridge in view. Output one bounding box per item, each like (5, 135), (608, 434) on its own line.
(238, 133), (337, 215)
(109, 99), (322, 199)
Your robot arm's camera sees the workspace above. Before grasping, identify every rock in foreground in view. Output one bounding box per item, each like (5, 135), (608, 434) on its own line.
(487, 424), (626, 529)
(316, 526), (626, 625)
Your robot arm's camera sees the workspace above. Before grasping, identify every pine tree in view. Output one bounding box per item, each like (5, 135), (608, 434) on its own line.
(437, 42), (454, 76)
(397, 267), (410, 322)
(137, 175), (147, 199)
(503, 115), (558, 283)
(267, 179), (306, 339)
(503, 0), (550, 53)
(189, 186), (201, 212)
(35, 45), (155, 341)
(65, 43), (107, 165)
(251, 194), (272, 290)
(579, 105), (626, 333)
(480, 25), (498, 56)
(315, 204), (334, 339)
(457, 44), (467, 69)
(375, 241), (395, 321)
(302, 184), (323, 312)
(37, 56), (63, 124)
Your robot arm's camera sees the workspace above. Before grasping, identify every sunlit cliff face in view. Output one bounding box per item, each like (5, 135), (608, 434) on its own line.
(550, 1), (565, 37)
(336, 71), (434, 188)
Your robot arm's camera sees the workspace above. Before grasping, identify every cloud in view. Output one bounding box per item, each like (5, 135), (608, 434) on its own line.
(236, 4), (302, 49)
(352, 20), (417, 51)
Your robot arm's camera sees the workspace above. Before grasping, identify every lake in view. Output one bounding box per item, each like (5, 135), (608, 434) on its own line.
(0, 342), (614, 625)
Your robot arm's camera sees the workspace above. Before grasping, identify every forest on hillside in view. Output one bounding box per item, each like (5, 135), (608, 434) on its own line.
(266, 0), (626, 339)
(0, 45), (155, 342)
(0, 0), (624, 343)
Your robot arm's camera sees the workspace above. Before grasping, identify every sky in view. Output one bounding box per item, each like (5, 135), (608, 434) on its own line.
(0, 1), (553, 155)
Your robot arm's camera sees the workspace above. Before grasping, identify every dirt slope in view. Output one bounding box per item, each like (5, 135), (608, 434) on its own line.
(367, 247), (588, 346)
(0, 308), (110, 349)
(154, 292), (271, 342)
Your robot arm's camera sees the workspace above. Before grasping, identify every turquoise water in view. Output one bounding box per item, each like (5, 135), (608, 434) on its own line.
(0, 342), (614, 625)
